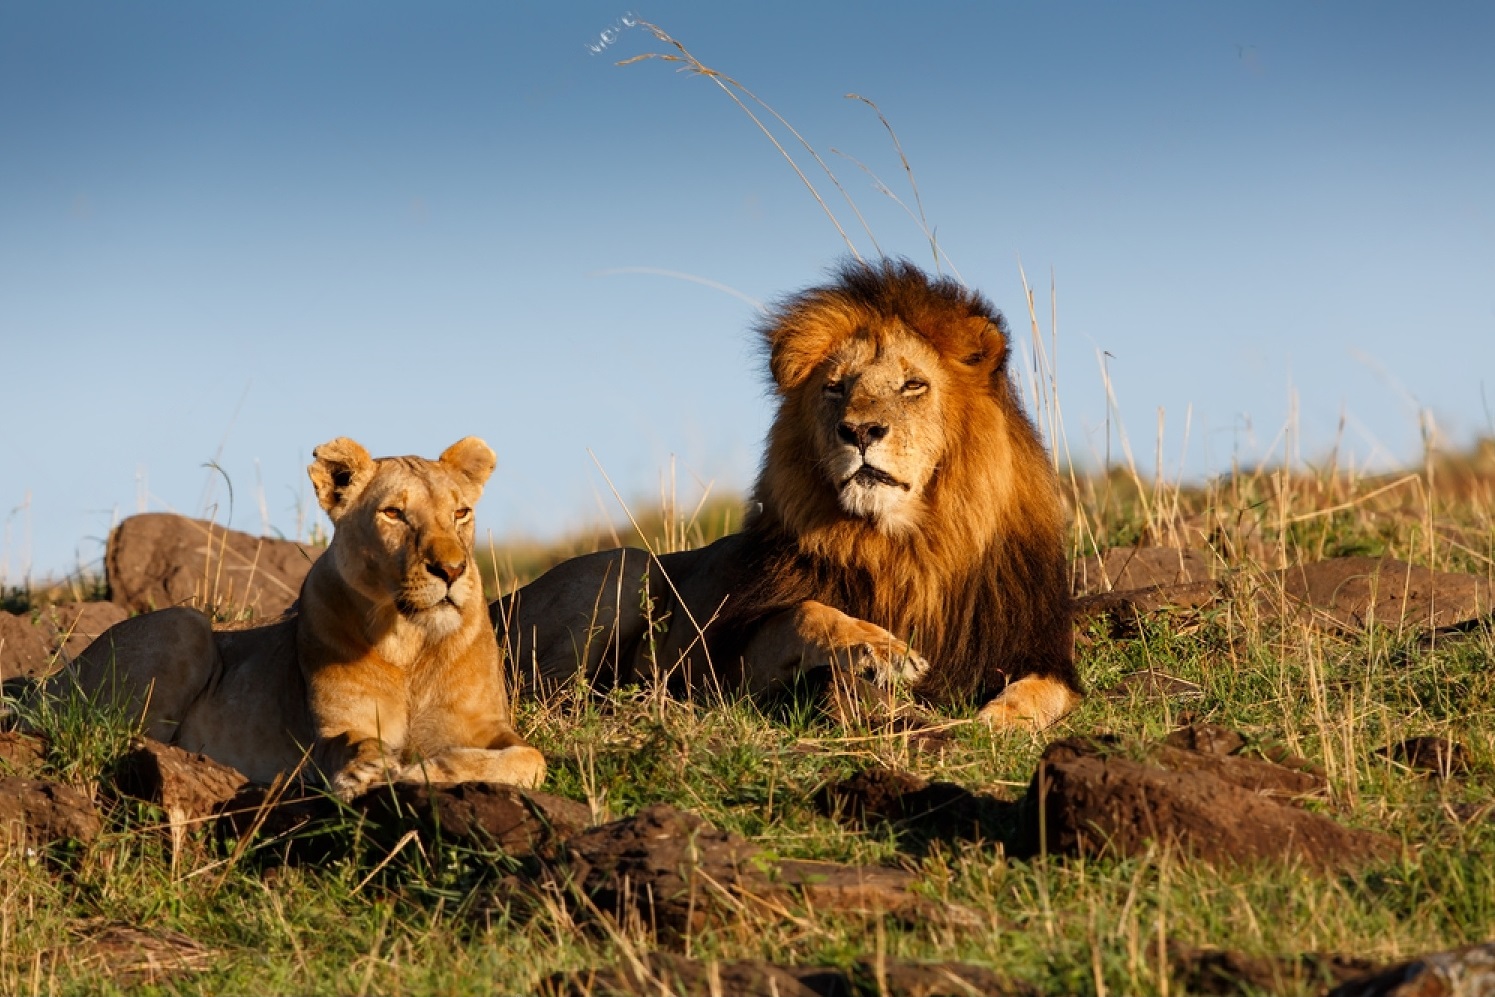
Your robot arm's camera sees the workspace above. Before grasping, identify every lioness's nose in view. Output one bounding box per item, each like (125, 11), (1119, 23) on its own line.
(426, 558), (466, 584)
(837, 421), (889, 451)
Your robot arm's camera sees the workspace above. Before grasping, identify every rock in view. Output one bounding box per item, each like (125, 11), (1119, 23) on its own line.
(1328, 941), (1495, 996)
(1075, 581), (1223, 637)
(1103, 669), (1205, 703)
(105, 513), (321, 620)
(60, 922), (214, 987)
(816, 766), (1018, 850)
(1163, 722), (1246, 756)
(1023, 734), (1396, 870)
(35, 601), (129, 662)
(0, 776), (101, 851)
(1375, 736), (1472, 777)
(1263, 556), (1492, 635)
(356, 782), (591, 859)
(113, 738), (249, 851)
(1072, 546), (1214, 596)
(544, 951), (1034, 997)
(215, 781), (592, 867)
(1143, 508), (1267, 562)
(0, 610), (54, 681)
(563, 803), (933, 943)
(0, 731), (48, 777)
(1171, 946), (1378, 996)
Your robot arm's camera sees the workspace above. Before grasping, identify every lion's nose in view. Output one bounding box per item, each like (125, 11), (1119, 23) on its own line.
(426, 558), (466, 585)
(837, 421), (889, 452)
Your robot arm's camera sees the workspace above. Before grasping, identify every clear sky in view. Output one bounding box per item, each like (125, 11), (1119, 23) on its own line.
(3, 2), (1493, 582)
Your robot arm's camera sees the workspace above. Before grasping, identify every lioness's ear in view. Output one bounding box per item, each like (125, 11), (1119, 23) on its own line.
(308, 438), (375, 522)
(439, 437), (496, 490)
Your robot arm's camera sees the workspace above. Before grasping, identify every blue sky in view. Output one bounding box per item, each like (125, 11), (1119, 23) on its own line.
(3, 2), (1492, 582)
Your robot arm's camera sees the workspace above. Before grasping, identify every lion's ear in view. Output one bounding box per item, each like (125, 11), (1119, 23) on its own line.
(957, 316), (1008, 376)
(308, 438), (375, 522)
(439, 437), (497, 490)
(767, 305), (853, 391)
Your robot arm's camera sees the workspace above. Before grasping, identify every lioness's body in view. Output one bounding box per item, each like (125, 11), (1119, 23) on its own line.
(499, 262), (1081, 729)
(67, 437), (544, 796)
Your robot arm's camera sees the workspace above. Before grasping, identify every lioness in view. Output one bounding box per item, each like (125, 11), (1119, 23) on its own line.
(65, 437), (545, 797)
(497, 261), (1080, 730)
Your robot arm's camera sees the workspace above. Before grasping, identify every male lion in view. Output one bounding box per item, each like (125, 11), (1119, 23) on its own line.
(497, 261), (1080, 729)
(63, 437), (545, 797)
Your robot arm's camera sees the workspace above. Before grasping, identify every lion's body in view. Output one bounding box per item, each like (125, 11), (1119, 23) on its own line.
(66, 438), (545, 795)
(499, 262), (1080, 729)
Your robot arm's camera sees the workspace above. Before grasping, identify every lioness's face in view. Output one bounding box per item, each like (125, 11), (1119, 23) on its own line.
(812, 328), (947, 530)
(309, 438), (496, 637)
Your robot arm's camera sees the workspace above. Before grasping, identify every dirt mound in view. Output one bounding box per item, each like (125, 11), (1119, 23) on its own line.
(1023, 727), (1397, 869)
(544, 951), (1034, 996)
(105, 513), (321, 619)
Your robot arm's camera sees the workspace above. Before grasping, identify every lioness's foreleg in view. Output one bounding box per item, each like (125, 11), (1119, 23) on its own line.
(737, 600), (931, 695)
(395, 744), (547, 789)
(61, 607), (220, 743)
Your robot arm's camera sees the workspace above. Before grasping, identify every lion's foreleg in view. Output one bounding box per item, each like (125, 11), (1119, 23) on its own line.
(738, 600), (931, 695)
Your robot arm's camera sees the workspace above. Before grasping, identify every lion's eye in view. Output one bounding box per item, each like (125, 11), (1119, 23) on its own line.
(380, 507), (404, 523)
(902, 379), (928, 396)
(824, 380), (845, 397)
(454, 507), (472, 522)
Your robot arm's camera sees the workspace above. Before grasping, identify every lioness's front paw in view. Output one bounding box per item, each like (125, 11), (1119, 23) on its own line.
(330, 750), (396, 799)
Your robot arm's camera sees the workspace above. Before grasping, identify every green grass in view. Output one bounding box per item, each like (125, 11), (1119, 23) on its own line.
(3, 446), (1494, 995)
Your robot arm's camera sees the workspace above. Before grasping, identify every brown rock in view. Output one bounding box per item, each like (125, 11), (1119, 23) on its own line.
(1072, 546), (1214, 596)
(1328, 941), (1495, 997)
(0, 610), (54, 681)
(1172, 946), (1378, 996)
(816, 766), (1017, 849)
(1075, 580), (1224, 637)
(113, 738), (249, 850)
(0, 731), (47, 777)
(1263, 556), (1492, 635)
(1024, 736), (1395, 870)
(59, 922), (215, 987)
(0, 776), (101, 850)
(105, 513), (321, 620)
(1103, 669), (1206, 703)
(564, 803), (929, 943)
(357, 782), (591, 859)
(1163, 722), (1246, 756)
(1375, 736), (1472, 777)
(1144, 508), (1267, 562)
(36, 601), (129, 662)
(544, 952), (1033, 997)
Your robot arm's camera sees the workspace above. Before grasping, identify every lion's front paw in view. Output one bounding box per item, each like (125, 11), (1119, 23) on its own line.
(844, 633), (930, 689)
(977, 675), (1081, 732)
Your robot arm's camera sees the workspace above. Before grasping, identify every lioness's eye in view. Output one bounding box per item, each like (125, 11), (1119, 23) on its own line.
(902, 379), (928, 395)
(454, 507), (472, 522)
(380, 507), (403, 522)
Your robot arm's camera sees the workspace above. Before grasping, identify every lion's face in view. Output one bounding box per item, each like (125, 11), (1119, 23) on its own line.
(811, 328), (948, 530)
(308, 437), (496, 638)
(761, 267), (1010, 537)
